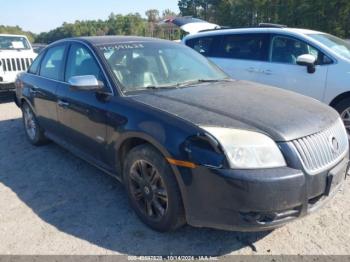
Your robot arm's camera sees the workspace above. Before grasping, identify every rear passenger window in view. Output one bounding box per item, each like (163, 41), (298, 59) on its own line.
(186, 37), (215, 56)
(28, 51), (44, 74)
(219, 34), (269, 61)
(40, 45), (66, 80)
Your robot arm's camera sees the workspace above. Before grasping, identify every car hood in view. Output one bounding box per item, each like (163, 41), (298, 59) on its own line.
(131, 80), (339, 142)
(0, 49), (37, 59)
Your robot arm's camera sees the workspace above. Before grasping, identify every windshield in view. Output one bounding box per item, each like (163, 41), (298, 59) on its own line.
(99, 42), (228, 93)
(0, 36), (31, 50)
(308, 33), (350, 60)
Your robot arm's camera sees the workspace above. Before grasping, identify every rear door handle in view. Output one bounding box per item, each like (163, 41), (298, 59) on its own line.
(246, 67), (258, 73)
(58, 100), (70, 108)
(29, 86), (38, 94)
(263, 69), (273, 75)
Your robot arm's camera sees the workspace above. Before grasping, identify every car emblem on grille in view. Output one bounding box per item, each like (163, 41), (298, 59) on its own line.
(330, 136), (339, 154)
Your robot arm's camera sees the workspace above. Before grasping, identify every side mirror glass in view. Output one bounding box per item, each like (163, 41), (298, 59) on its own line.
(296, 54), (317, 74)
(68, 75), (103, 91)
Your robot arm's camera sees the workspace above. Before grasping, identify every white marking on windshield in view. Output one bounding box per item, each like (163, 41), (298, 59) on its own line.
(100, 43), (144, 51)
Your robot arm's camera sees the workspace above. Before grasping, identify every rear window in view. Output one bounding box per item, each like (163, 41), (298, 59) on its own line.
(186, 37), (215, 56)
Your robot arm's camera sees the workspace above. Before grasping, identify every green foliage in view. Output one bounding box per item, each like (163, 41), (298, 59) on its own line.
(178, 0), (350, 38)
(0, 25), (35, 43)
(35, 11), (181, 44)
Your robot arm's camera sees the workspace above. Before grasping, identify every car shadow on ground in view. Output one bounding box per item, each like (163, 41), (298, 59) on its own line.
(0, 91), (15, 104)
(0, 117), (271, 256)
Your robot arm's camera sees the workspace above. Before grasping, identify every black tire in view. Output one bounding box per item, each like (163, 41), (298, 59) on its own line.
(21, 102), (49, 146)
(334, 97), (350, 136)
(123, 144), (186, 232)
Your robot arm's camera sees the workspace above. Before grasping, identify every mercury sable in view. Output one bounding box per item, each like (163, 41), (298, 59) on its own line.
(15, 36), (349, 232)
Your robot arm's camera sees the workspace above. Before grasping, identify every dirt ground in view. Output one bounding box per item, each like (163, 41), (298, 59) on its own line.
(0, 97), (350, 256)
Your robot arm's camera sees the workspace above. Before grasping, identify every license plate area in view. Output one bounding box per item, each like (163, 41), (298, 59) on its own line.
(325, 160), (349, 196)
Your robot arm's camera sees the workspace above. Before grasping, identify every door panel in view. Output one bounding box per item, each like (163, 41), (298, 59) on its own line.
(210, 33), (269, 82)
(28, 44), (67, 134)
(210, 57), (262, 81)
(257, 62), (328, 101)
(57, 43), (110, 163)
(21, 73), (59, 133)
(257, 35), (329, 101)
(57, 87), (110, 163)
(30, 77), (59, 132)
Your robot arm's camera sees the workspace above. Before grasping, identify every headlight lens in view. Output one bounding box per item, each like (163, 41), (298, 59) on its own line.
(201, 127), (286, 169)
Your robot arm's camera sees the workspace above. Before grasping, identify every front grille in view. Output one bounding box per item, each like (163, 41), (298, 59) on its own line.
(291, 118), (348, 175)
(1, 58), (33, 72)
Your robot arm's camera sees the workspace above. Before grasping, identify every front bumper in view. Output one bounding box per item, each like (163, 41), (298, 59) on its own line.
(180, 154), (349, 232)
(0, 83), (15, 91)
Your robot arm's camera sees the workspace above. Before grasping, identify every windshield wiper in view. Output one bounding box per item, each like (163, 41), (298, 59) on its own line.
(124, 79), (232, 93)
(177, 78), (231, 87)
(145, 84), (180, 90)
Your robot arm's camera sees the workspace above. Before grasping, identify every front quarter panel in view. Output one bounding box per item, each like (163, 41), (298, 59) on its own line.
(324, 60), (350, 105)
(104, 95), (226, 217)
(105, 95), (207, 167)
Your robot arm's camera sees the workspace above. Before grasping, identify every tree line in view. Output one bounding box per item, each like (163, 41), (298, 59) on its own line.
(35, 9), (182, 43)
(178, 0), (350, 38)
(1, 1), (350, 44)
(0, 9), (181, 44)
(0, 25), (35, 42)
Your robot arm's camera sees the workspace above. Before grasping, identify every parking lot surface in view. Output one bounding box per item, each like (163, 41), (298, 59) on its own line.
(1, 98), (350, 256)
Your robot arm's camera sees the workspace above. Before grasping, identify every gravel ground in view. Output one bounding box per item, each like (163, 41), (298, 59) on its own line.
(0, 97), (350, 256)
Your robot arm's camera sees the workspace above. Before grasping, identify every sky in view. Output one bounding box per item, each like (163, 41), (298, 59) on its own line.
(0, 0), (180, 34)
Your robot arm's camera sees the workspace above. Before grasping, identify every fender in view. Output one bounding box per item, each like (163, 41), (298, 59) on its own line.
(17, 95), (37, 116)
(113, 130), (193, 219)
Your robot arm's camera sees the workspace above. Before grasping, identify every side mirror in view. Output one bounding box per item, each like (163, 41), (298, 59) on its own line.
(68, 75), (103, 91)
(296, 54), (317, 74)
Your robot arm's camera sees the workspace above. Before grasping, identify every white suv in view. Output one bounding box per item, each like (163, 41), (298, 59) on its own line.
(183, 24), (350, 134)
(0, 34), (37, 90)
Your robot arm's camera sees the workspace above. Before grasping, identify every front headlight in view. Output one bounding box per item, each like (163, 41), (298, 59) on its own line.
(201, 127), (286, 169)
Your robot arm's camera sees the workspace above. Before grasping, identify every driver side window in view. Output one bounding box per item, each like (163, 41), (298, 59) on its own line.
(65, 44), (104, 83)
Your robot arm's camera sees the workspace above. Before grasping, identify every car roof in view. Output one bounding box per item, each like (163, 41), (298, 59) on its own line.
(59, 36), (174, 46)
(184, 27), (326, 39)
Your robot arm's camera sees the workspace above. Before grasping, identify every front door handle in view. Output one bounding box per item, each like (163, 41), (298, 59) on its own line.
(58, 100), (70, 108)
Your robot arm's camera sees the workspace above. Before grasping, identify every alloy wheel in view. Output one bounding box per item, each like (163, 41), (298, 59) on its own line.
(23, 106), (37, 140)
(129, 160), (168, 221)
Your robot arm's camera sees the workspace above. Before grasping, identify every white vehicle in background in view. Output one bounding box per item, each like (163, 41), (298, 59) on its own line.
(0, 34), (37, 90)
(181, 23), (350, 136)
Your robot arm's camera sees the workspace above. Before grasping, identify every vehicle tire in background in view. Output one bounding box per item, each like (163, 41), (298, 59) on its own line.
(123, 144), (186, 232)
(334, 98), (350, 138)
(21, 102), (49, 145)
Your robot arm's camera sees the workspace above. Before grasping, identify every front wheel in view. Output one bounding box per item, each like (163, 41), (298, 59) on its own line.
(22, 103), (49, 145)
(123, 144), (185, 232)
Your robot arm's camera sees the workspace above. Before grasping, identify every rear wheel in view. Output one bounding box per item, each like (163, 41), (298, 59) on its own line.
(22, 103), (48, 145)
(123, 144), (185, 232)
(334, 98), (350, 138)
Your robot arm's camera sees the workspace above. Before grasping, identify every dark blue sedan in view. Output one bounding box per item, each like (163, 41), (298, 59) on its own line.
(15, 36), (349, 232)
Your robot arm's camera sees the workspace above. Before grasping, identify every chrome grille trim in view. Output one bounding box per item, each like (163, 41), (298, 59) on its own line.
(291, 118), (349, 175)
